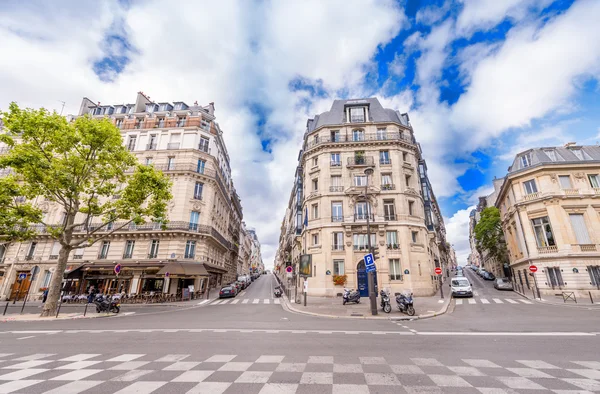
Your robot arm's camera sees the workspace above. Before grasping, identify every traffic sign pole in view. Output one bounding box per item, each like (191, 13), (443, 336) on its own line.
(435, 267), (444, 299)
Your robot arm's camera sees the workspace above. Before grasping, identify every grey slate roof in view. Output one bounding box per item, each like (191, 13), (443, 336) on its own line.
(307, 98), (408, 132)
(509, 145), (600, 173)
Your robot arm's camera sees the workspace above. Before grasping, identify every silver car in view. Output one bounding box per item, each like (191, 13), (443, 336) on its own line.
(494, 278), (514, 291)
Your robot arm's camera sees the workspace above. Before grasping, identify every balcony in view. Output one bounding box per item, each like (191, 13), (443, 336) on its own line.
(380, 159), (391, 165)
(329, 186), (344, 192)
(562, 188), (580, 196)
(330, 161), (342, 167)
(331, 216), (344, 222)
(146, 143), (157, 151)
(523, 192), (540, 201)
(49, 255), (58, 260)
(167, 143), (180, 150)
(579, 244), (597, 252)
(386, 244), (400, 250)
(381, 184), (395, 191)
(123, 253), (133, 259)
(332, 245), (344, 251)
(537, 245), (558, 254)
(347, 156), (374, 168)
(384, 214), (397, 221)
(307, 132), (413, 149)
(354, 213), (374, 222)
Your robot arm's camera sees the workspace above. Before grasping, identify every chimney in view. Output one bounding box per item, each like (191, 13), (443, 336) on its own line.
(564, 142), (577, 148)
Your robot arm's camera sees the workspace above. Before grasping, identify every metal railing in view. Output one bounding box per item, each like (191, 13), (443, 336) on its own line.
(347, 156), (374, 167)
(49, 255), (58, 260)
(354, 214), (374, 221)
(380, 159), (391, 165)
(306, 132), (413, 149)
(330, 161), (342, 167)
(331, 216), (343, 222)
(329, 186), (344, 192)
(120, 118), (205, 130)
(146, 143), (157, 150)
(384, 214), (397, 221)
(332, 245), (344, 251)
(381, 184), (395, 191)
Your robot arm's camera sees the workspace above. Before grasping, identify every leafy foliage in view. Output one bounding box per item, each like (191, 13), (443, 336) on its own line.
(474, 207), (508, 264)
(332, 274), (347, 286)
(0, 103), (172, 316)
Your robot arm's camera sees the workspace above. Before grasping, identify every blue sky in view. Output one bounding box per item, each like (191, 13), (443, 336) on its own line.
(1, 0), (600, 265)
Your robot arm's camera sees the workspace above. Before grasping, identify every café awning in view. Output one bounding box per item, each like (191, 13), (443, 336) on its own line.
(157, 262), (209, 277)
(64, 264), (85, 279)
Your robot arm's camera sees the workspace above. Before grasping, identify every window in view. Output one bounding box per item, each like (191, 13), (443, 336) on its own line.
(558, 175), (572, 189)
(189, 211), (200, 230)
(126, 135), (137, 151)
(332, 202), (343, 222)
(386, 231), (398, 247)
(353, 234), (376, 250)
(73, 248), (84, 259)
(354, 175), (367, 186)
(331, 130), (340, 142)
(408, 201), (414, 216)
(546, 267), (564, 289)
(312, 178), (318, 192)
(402, 152), (408, 162)
(312, 203), (319, 219)
(0, 244), (5, 262)
(147, 134), (157, 149)
(333, 260), (345, 275)
(157, 117), (165, 128)
(312, 233), (319, 246)
(545, 150), (558, 161)
(194, 182), (204, 200)
(200, 118), (210, 131)
(531, 217), (556, 247)
(124, 240), (135, 259)
(384, 200), (396, 220)
(571, 149), (584, 160)
(167, 157), (175, 170)
(331, 175), (342, 192)
(99, 241), (110, 259)
(199, 136), (210, 153)
(49, 242), (60, 259)
(197, 159), (206, 174)
(352, 129), (364, 141)
(312, 157), (318, 167)
(523, 179), (538, 195)
(521, 153), (532, 167)
(168, 133), (181, 149)
(185, 240), (196, 259)
(330, 153), (341, 166)
(405, 174), (411, 187)
(376, 128), (387, 140)
(135, 118), (143, 129)
(389, 259), (402, 280)
(332, 232), (344, 250)
(145, 157), (153, 165)
(115, 119), (123, 129)
(589, 174), (600, 188)
(569, 214), (591, 244)
(26, 242), (36, 259)
(176, 116), (187, 127)
(149, 240), (160, 258)
(411, 231), (418, 243)
(41, 270), (52, 288)
(588, 265), (600, 288)
(350, 107), (365, 122)
(380, 151), (390, 165)
(354, 202), (370, 220)
(381, 174), (392, 186)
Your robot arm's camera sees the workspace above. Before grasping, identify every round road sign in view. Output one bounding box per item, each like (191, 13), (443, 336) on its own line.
(529, 265), (538, 273)
(286, 266), (293, 273)
(165, 272), (170, 278)
(18, 273), (27, 280)
(114, 263), (122, 275)
(434, 267), (442, 275)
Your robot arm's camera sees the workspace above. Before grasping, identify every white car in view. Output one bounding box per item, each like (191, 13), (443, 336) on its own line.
(451, 277), (473, 298)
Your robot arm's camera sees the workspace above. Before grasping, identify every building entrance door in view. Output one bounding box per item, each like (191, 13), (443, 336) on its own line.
(356, 260), (378, 297)
(10, 273), (31, 301)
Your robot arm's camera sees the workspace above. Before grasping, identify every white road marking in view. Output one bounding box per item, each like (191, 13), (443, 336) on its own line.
(252, 299), (259, 304)
(220, 299), (230, 305)
(437, 300), (444, 303)
(264, 299), (270, 304)
(493, 298), (503, 304)
(16, 336), (35, 340)
(154, 354), (189, 362)
(197, 300), (209, 305)
(468, 299), (476, 304)
(59, 354), (100, 362)
(480, 298), (490, 304)
(505, 299), (519, 304)
(274, 299), (281, 304)
(518, 299), (533, 304)
(455, 299), (463, 305)
(113, 381), (166, 394)
(106, 354), (144, 362)
(230, 299), (240, 304)
(242, 299), (249, 304)
(210, 300), (222, 305)
(239, 291), (246, 296)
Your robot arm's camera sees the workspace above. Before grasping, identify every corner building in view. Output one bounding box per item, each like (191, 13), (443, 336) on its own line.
(276, 98), (449, 297)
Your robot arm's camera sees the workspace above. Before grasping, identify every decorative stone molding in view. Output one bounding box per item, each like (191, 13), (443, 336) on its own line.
(549, 174), (558, 183)
(574, 172), (586, 181)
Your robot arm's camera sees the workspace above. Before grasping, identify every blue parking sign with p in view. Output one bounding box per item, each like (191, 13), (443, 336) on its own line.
(364, 253), (375, 272)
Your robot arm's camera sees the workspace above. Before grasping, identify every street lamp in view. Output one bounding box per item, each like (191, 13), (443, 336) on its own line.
(364, 166), (378, 316)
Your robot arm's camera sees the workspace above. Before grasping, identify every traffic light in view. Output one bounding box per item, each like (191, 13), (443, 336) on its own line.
(371, 247), (380, 260)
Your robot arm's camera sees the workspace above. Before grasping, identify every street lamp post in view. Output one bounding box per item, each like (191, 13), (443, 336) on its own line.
(364, 167), (378, 316)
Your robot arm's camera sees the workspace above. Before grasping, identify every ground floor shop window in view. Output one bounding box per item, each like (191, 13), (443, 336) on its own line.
(589, 265), (600, 289)
(546, 267), (564, 289)
(142, 278), (164, 292)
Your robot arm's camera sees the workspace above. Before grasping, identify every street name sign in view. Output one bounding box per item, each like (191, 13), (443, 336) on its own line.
(434, 267), (442, 275)
(364, 253), (376, 273)
(529, 265), (538, 273)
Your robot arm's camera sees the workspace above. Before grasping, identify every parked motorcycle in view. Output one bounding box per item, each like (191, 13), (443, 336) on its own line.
(93, 294), (120, 314)
(342, 288), (360, 305)
(273, 286), (282, 298)
(395, 292), (415, 316)
(379, 289), (391, 313)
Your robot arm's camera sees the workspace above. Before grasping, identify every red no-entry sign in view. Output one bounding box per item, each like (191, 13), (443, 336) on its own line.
(529, 265), (538, 273)
(435, 267), (442, 275)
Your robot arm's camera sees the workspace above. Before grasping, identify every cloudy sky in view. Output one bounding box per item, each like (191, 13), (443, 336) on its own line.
(1, 0), (600, 267)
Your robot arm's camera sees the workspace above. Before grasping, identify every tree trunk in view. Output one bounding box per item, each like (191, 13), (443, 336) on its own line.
(40, 246), (71, 317)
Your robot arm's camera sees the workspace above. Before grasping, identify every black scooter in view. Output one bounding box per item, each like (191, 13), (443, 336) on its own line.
(380, 290), (391, 313)
(273, 286), (282, 298)
(395, 292), (415, 316)
(342, 288), (360, 305)
(93, 294), (120, 314)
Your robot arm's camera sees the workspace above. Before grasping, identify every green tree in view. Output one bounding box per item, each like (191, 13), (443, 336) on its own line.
(474, 206), (508, 265)
(0, 103), (172, 317)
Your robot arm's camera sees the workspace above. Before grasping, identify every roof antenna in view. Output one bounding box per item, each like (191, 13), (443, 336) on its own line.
(58, 100), (66, 115)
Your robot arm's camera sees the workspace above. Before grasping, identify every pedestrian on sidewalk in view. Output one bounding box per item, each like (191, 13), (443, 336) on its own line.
(42, 288), (49, 303)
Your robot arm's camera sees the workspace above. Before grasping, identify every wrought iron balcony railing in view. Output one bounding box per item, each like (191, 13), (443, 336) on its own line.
(331, 216), (344, 222)
(381, 184), (395, 191)
(353, 213), (374, 221)
(329, 186), (344, 192)
(306, 132), (413, 149)
(347, 156), (374, 167)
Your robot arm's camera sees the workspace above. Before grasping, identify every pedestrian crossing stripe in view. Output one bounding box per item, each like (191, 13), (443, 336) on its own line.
(252, 299), (259, 304)
(230, 299), (239, 304)
(455, 298), (534, 305)
(468, 299), (476, 304)
(242, 299), (249, 304)
(505, 299), (519, 304)
(210, 299), (279, 306)
(480, 298), (490, 304)
(493, 298), (503, 303)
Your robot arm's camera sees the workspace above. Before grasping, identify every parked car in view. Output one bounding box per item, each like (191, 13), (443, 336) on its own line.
(455, 270), (465, 277)
(477, 268), (487, 277)
(494, 278), (513, 290)
(229, 283), (241, 295)
(234, 281), (244, 292)
(451, 277), (473, 298)
(219, 286), (236, 298)
(483, 271), (496, 281)
(471, 265), (478, 271)
(237, 275), (250, 289)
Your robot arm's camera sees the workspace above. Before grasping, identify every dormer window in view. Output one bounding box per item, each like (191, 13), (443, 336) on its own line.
(159, 103), (173, 112)
(571, 149), (584, 160)
(521, 153), (532, 168)
(146, 104), (158, 113)
(174, 102), (188, 111)
(544, 150), (558, 161)
(350, 107), (366, 123)
(201, 119), (210, 131)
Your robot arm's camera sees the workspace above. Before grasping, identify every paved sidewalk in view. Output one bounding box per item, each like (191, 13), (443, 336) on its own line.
(280, 280), (452, 320)
(0, 312), (121, 323)
(515, 289), (600, 308)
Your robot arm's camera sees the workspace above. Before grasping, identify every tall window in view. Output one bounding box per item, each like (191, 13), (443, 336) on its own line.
(176, 116), (187, 127)
(386, 231), (398, 247)
(350, 107), (365, 122)
(389, 259), (402, 280)
(354, 175), (367, 186)
(168, 133), (181, 149)
(194, 182), (204, 200)
(124, 240), (135, 259)
(149, 240), (160, 258)
(312, 233), (319, 245)
(589, 174), (600, 188)
(521, 153), (532, 167)
(189, 211), (200, 230)
(0, 244), (5, 262)
(167, 157), (175, 170)
(331, 130), (340, 142)
(381, 174), (392, 187)
(544, 150), (558, 161)
(384, 200), (396, 220)
(312, 203), (319, 219)
(185, 240), (196, 259)
(333, 260), (345, 275)
(352, 129), (364, 141)
(569, 214), (591, 244)
(332, 232), (344, 250)
(411, 231), (418, 243)
(354, 202), (370, 220)
(405, 174), (411, 187)
(157, 117), (165, 128)
(199, 136), (210, 152)
(115, 119), (123, 129)
(523, 179), (538, 195)
(197, 159), (206, 174)
(330, 153), (341, 166)
(353, 234), (375, 250)
(558, 175), (572, 189)
(531, 217), (556, 247)
(331, 175), (342, 192)
(201, 118), (210, 131)
(546, 267), (564, 289)
(50, 242), (60, 259)
(380, 151), (390, 165)
(402, 152), (408, 162)
(99, 241), (110, 259)
(145, 157), (153, 165)
(126, 136), (137, 151)
(26, 242), (37, 259)
(408, 201), (414, 216)
(41, 270), (52, 288)
(135, 118), (143, 129)
(73, 248), (84, 259)
(588, 265), (600, 288)
(331, 202), (343, 222)
(312, 157), (318, 167)
(312, 178), (318, 191)
(147, 134), (157, 149)
(571, 149), (584, 160)
(376, 128), (387, 140)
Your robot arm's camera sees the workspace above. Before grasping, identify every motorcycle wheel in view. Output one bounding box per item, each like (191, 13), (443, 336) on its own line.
(383, 304), (391, 313)
(111, 306), (120, 314)
(356, 298), (360, 303)
(407, 305), (415, 316)
(96, 306), (101, 313)
(343, 299), (346, 305)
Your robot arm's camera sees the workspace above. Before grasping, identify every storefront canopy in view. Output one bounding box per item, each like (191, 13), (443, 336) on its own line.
(157, 262), (209, 277)
(203, 262), (228, 274)
(64, 264), (85, 279)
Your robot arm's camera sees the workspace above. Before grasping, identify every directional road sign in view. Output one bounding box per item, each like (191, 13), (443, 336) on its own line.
(529, 265), (538, 273)
(364, 253), (376, 273)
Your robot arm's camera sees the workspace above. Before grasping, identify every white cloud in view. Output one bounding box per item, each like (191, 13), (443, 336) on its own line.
(416, 2), (451, 25)
(444, 206), (476, 265)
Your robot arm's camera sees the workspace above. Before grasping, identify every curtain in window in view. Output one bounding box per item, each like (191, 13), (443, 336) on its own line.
(569, 214), (591, 244)
(558, 176), (572, 189)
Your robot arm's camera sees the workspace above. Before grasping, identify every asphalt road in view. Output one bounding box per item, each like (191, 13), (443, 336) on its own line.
(0, 272), (598, 393)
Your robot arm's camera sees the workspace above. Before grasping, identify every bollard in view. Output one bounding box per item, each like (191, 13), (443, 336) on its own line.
(590, 291), (594, 304)
(84, 302), (89, 317)
(3, 302), (8, 316)
(56, 300), (63, 318)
